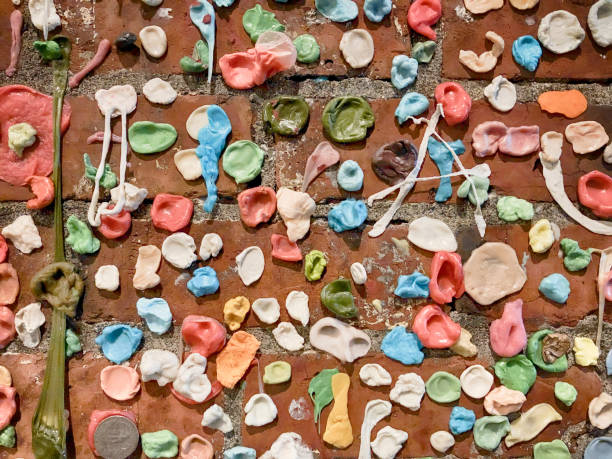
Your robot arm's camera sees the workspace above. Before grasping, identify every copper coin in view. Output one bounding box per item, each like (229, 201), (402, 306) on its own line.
(93, 415), (139, 459)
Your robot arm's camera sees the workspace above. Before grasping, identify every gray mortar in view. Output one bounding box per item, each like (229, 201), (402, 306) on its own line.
(1, 5), (611, 458)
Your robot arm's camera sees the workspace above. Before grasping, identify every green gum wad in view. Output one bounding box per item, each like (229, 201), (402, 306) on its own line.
(494, 354), (536, 394)
(83, 153), (117, 189)
(31, 262), (84, 317)
(66, 215), (100, 255)
(180, 40), (209, 73)
(65, 329), (82, 357)
(0, 426), (16, 448)
(34, 40), (62, 60)
(425, 371), (461, 403)
(473, 416), (510, 451)
(457, 176), (490, 206)
(534, 439), (571, 459)
(560, 238), (592, 271)
(322, 96), (375, 143)
(308, 368), (339, 423)
(304, 250), (327, 281)
(8, 123), (37, 157)
(263, 361), (291, 384)
(263, 96), (310, 136)
(411, 40), (436, 63)
(526, 329), (568, 372)
(242, 4), (285, 42)
(496, 196), (534, 222)
(141, 430), (178, 458)
(222, 140), (265, 183)
(128, 121), (177, 154)
(294, 34), (320, 63)
(320, 278), (357, 318)
(554, 381), (577, 407)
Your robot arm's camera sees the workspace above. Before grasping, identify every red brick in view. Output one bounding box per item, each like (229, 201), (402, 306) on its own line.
(65, 0), (410, 78)
(442, 0), (612, 80)
(61, 95), (253, 200)
(0, 2), (14, 72)
(241, 353), (600, 457)
(275, 100), (612, 203)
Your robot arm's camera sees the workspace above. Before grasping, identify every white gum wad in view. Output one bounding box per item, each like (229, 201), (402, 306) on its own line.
(504, 403), (562, 447)
(133, 245), (162, 290)
(359, 364), (392, 387)
(1, 215), (42, 254)
(459, 31), (504, 73)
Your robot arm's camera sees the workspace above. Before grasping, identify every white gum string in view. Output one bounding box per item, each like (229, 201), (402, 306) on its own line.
(99, 109), (128, 218)
(593, 247), (612, 349)
(43, 0), (50, 40)
(87, 109), (112, 227)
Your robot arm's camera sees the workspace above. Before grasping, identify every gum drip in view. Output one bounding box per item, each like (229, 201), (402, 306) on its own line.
(6, 11), (23, 77)
(69, 39), (112, 89)
(595, 248), (612, 349)
(368, 103), (486, 237)
(43, 0), (50, 40)
(99, 108), (129, 219)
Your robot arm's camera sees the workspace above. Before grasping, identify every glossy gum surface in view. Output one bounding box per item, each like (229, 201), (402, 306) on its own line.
(237, 187), (277, 227)
(413, 304), (461, 349)
(151, 193), (194, 232)
(407, 0), (441, 40)
(270, 234), (302, 262)
(98, 205), (131, 240)
(182, 315), (226, 357)
(578, 171), (612, 218)
(434, 82), (471, 126)
(428, 251), (464, 304)
(489, 299), (527, 357)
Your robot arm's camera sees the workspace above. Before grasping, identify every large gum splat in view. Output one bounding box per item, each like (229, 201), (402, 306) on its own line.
(309, 317), (371, 363)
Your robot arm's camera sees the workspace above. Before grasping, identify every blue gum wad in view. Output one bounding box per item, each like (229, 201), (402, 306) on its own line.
(224, 446), (257, 459)
(187, 266), (220, 297)
(141, 430), (179, 458)
(83, 153), (117, 189)
(394, 271), (430, 298)
(427, 138), (465, 202)
(607, 348), (612, 376)
(66, 215), (100, 254)
(337, 160), (364, 192)
(364, 0), (391, 22)
(391, 55), (418, 90)
(137, 297), (173, 335)
(538, 273), (570, 303)
(512, 35), (542, 72)
(449, 406), (476, 435)
(560, 238), (592, 271)
(328, 199), (367, 232)
(457, 176), (489, 206)
(496, 196), (534, 222)
(395, 92), (429, 124)
(315, 0), (358, 22)
(195, 105), (232, 212)
(585, 437), (612, 459)
(0, 426), (15, 447)
(190, 0), (215, 83)
(381, 326), (424, 365)
(214, 0), (235, 6)
(95, 324), (143, 364)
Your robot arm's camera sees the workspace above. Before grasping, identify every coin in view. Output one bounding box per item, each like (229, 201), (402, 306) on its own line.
(93, 415), (140, 459)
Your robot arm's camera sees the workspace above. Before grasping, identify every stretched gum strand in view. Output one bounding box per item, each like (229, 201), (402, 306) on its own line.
(69, 39), (111, 89)
(5, 10), (23, 77)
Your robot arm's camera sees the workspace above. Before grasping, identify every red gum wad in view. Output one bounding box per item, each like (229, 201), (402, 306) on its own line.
(270, 234), (302, 262)
(99, 205), (132, 239)
(182, 315), (226, 358)
(407, 0), (442, 40)
(151, 193), (194, 232)
(429, 251), (465, 304)
(412, 304), (461, 348)
(0, 85), (71, 186)
(434, 82), (471, 126)
(237, 186), (277, 227)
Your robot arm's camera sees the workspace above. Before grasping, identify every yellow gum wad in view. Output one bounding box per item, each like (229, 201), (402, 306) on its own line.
(505, 403), (561, 447)
(323, 373), (353, 448)
(223, 296), (251, 331)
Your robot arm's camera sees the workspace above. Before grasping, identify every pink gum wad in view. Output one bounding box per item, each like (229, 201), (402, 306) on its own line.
(434, 82), (471, 126)
(472, 121), (540, 157)
(0, 307), (15, 349)
(237, 186), (277, 227)
(0, 236), (7, 264)
(489, 298), (527, 357)
(484, 386), (526, 415)
(99, 205), (132, 239)
(182, 315), (226, 358)
(412, 304), (461, 349)
(429, 251), (465, 304)
(604, 271), (612, 302)
(0, 386), (16, 430)
(181, 434), (214, 459)
(577, 170), (612, 219)
(302, 142), (340, 192)
(87, 410), (137, 456)
(407, 0), (442, 40)
(0, 263), (19, 306)
(26, 176), (54, 210)
(219, 32), (296, 90)
(151, 193), (194, 232)
(270, 234), (302, 262)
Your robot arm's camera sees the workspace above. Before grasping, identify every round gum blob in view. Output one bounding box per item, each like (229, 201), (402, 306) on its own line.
(151, 194), (194, 232)
(526, 329), (568, 372)
(100, 365), (141, 401)
(434, 82), (471, 126)
(537, 10), (585, 54)
(223, 140), (265, 183)
(460, 365), (493, 399)
(512, 35), (542, 72)
(322, 97), (375, 143)
(180, 434), (214, 459)
(0, 386), (17, 429)
(128, 121), (177, 154)
(182, 315), (226, 357)
(0, 264), (19, 306)
(340, 29), (374, 69)
(494, 354), (536, 394)
(565, 121), (609, 154)
(412, 304), (461, 349)
(99, 205), (131, 239)
(237, 186), (277, 227)
(293, 34), (320, 63)
(372, 140), (418, 185)
(578, 171), (612, 218)
(464, 0), (503, 14)
(484, 386), (526, 415)
(588, 0), (612, 48)
(425, 371), (461, 403)
(263, 96), (309, 136)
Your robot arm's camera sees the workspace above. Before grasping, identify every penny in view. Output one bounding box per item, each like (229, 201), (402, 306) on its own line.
(93, 415), (139, 459)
